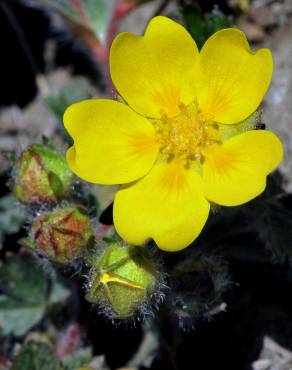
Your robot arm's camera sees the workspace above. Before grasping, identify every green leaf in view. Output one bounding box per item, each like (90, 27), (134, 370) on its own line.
(85, 0), (113, 43)
(32, 0), (113, 44)
(11, 341), (59, 370)
(0, 253), (70, 337)
(45, 78), (94, 142)
(0, 195), (25, 249)
(84, 192), (100, 218)
(206, 7), (234, 37)
(0, 253), (47, 304)
(33, 0), (80, 22)
(48, 281), (71, 305)
(0, 296), (45, 337)
(46, 79), (93, 124)
(62, 348), (92, 370)
(181, 5), (206, 49)
(0, 253), (47, 336)
(182, 5), (233, 49)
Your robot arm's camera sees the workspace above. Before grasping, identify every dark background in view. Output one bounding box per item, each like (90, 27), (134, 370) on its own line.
(1, 1), (292, 369)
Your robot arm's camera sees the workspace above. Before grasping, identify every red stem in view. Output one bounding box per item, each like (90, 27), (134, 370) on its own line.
(103, 0), (139, 97)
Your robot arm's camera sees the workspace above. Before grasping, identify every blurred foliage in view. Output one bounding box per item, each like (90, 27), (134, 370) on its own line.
(46, 79), (94, 129)
(242, 173), (292, 265)
(84, 191), (100, 219)
(31, 0), (113, 44)
(11, 341), (59, 370)
(0, 252), (70, 337)
(182, 5), (234, 49)
(61, 348), (92, 370)
(229, 0), (250, 12)
(171, 249), (229, 325)
(11, 339), (109, 370)
(0, 195), (25, 250)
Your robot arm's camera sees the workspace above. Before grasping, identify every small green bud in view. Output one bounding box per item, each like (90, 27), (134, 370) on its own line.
(86, 243), (158, 319)
(13, 143), (74, 204)
(27, 205), (94, 264)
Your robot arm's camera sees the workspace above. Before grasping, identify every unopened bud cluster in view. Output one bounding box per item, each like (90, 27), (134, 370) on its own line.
(12, 142), (163, 319)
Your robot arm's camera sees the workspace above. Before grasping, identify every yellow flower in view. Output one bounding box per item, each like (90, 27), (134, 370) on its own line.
(64, 16), (283, 252)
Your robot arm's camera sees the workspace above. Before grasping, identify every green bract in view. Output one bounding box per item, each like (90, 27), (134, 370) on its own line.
(86, 243), (158, 319)
(26, 205), (94, 264)
(14, 143), (74, 204)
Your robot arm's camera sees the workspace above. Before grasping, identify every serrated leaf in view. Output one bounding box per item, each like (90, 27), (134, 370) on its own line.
(11, 341), (59, 370)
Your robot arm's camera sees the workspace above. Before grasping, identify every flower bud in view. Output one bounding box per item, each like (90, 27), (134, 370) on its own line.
(86, 242), (159, 319)
(27, 205), (94, 264)
(13, 143), (74, 204)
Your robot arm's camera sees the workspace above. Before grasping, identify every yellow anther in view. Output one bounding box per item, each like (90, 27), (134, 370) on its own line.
(154, 102), (219, 162)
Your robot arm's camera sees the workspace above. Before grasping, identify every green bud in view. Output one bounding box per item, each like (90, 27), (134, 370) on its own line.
(13, 143), (74, 204)
(27, 205), (94, 264)
(86, 243), (158, 319)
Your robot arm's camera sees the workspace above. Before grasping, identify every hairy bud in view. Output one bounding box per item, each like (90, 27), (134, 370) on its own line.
(13, 143), (74, 204)
(26, 205), (94, 264)
(86, 242), (159, 319)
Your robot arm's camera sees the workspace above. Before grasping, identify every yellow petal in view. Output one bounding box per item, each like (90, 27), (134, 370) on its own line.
(110, 16), (198, 118)
(202, 130), (283, 206)
(64, 99), (159, 184)
(196, 28), (273, 124)
(114, 160), (210, 251)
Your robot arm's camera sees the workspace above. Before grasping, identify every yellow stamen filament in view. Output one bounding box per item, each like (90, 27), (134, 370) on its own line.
(154, 102), (220, 162)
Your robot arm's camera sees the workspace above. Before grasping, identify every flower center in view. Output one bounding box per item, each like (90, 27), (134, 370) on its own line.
(154, 102), (220, 163)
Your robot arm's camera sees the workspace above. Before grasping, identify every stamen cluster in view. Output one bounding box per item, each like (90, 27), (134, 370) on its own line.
(154, 102), (220, 162)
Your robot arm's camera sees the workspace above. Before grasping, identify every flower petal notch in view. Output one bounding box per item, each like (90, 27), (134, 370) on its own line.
(63, 16), (283, 252)
(64, 99), (159, 184)
(196, 28), (273, 124)
(202, 130), (283, 206)
(114, 161), (210, 252)
(110, 16), (199, 118)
